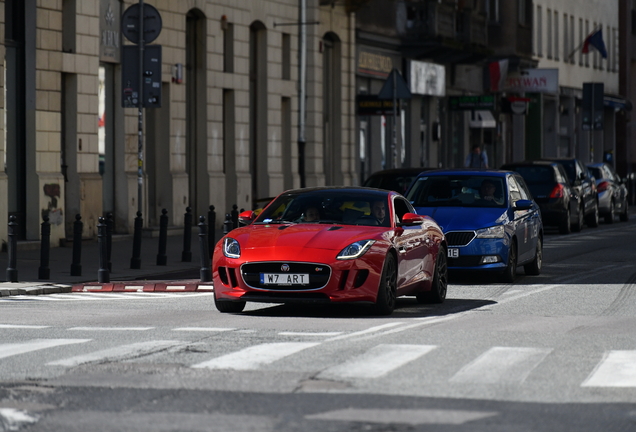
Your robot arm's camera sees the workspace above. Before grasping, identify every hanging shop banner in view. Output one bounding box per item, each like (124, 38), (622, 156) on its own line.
(99, 0), (121, 63)
(356, 48), (400, 79)
(504, 69), (559, 94)
(409, 61), (445, 96)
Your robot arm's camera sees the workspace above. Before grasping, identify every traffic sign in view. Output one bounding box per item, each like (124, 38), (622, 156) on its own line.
(122, 45), (162, 108)
(121, 3), (162, 45)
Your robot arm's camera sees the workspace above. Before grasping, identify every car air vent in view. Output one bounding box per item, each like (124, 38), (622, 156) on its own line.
(445, 231), (475, 246)
(328, 226), (342, 231)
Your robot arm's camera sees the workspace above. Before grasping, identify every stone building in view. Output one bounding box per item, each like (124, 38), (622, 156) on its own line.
(0, 0), (356, 248)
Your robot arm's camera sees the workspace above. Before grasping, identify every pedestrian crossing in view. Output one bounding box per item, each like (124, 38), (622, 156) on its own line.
(0, 337), (634, 389)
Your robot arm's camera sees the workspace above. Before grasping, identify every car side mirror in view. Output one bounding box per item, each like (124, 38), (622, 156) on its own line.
(513, 199), (533, 211)
(397, 212), (425, 226)
(238, 210), (256, 226)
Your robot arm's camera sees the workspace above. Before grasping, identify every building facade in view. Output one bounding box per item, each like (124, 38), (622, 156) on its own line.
(0, 0), (356, 247)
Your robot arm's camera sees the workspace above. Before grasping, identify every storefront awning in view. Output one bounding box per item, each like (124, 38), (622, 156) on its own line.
(604, 95), (632, 111)
(469, 110), (496, 128)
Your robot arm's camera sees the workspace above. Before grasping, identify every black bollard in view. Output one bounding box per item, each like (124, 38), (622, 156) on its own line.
(130, 211), (143, 269)
(38, 216), (51, 280)
(207, 205), (216, 258)
(231, 204), (239, 229)
(71, 214), (83, 276)
(6, 215), (18, 282)
(223, 213), (233, 234)
(198, 216), (212, 282)
(156, 209), (168, 266)
(106, 213), (114, 272)
(182, 207), (193, 262)
(98, 216), (110, 283)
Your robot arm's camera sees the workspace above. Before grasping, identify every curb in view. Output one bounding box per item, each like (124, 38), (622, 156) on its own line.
(72, 279), (214, 293)
(0, 284), (73, 297)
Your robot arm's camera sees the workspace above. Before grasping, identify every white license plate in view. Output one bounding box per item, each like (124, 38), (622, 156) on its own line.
(448, 248), (459, 258)
(260, 273), (309, 285)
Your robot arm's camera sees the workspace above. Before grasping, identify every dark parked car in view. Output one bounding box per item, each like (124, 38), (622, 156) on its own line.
(501, 161), (577, 234)
(587, 162), (629, 223)
(362, 168), (430, 195)
(544, 158), (599, 230)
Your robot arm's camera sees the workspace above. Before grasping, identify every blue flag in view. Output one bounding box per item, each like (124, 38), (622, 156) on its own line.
(582, 28), (607, 58)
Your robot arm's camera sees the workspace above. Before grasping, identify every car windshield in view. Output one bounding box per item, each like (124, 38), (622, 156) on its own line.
(254, 189), (392, 227)
(510, 166), (555, 185)
(555, 160), (576, 183)
(363, 173), (419, 194)
(406, 175), (507, 208)
(587, 166), (602, 180)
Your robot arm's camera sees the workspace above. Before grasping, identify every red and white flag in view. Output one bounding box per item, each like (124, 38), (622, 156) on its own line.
(489, 59), (509, 92)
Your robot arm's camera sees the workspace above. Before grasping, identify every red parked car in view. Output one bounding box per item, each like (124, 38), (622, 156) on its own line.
(213, 187), (448, 315)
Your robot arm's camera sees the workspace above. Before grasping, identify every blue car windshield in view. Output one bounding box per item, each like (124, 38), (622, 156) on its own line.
(406, 175), (507, 208)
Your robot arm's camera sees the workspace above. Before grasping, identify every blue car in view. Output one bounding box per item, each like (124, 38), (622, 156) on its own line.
(404, 169), (543, 282)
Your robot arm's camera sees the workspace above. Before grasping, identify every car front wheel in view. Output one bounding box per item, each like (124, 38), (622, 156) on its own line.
(375, 254), (397, 315)
(500, 239), (517, 283)
(215, 296), (246, 313)
(524, 237), (542, 276)
(605, 200), (615, 224)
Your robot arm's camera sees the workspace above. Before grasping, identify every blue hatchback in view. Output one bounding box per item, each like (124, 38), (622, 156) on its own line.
(404, 169), (543, 282)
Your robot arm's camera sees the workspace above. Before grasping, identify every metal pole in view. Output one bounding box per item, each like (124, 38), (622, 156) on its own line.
(181, 207), (192, 262)
(198, 216), (212, 282)
(38, 216), (51, 280)
(70, 214), (83, 276)
(156, 208), (168, 266)
(137, 0), (145, 215)
(98, 217), (110, 283)
(392, 69), (398, 169)
(298, 0), (307, 188)
(6, 215), (18, 282)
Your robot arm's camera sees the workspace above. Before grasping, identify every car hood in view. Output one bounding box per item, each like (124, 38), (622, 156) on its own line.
(413, 206), (508, 232)
(231, 224), (385, 252)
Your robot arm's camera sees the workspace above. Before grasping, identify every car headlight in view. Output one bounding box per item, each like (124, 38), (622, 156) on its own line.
(223, 237), (241, 258)
(337, 240), (375, 260)
(475, 225), (505, 239)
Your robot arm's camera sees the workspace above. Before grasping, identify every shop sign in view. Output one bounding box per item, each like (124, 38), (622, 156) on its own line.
(100, 0), (121, 63)
(449, 95), (495, 110)
(357, 95), (397, 116)
(357, 48), (399, 79)
(504, 69), (558, 94)
(409, 61), (445, 96)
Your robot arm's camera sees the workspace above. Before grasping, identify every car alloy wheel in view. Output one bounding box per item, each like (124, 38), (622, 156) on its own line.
(500, 239), (517, 283)
(417, 245), (448, 304)
(524, 236), (542, 275)
(375, 253), (397, 315)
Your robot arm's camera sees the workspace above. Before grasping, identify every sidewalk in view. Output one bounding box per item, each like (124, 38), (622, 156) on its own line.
(0, 227), (225, 297)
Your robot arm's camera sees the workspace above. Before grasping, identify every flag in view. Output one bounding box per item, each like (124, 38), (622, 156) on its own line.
(489, 59), (509, 92)
(582, 28), (607, 58)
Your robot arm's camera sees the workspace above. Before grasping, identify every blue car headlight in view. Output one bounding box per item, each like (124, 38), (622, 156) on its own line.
(223, 237), (241, 258)
(475, 225), (505, 239)
(337, 240), (375, 260)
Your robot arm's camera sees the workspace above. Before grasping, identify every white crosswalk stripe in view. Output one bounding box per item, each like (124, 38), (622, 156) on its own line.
(582, 350), (636, 387)
(191, 342), (320, 370)
(449, 346), (552, 384)
(0, 292), (215, 302)
(47, 340), (184, 367)
(318, 344), (437, 380)
(0, 339), (91, 360)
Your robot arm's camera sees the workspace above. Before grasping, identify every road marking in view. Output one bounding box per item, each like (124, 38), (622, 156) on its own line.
(305, 408), (498, 425)
(582, 350), (636, 387)
(0, 339), (91, 360)
(47, 340), (184, 367)
(0, 324), (50, 329)
(173, 327), (236, 332)
(0, 292), (215, 302)
(278, 331), (343, 336)
(68, 327), (153, 331)
(0, 408), (39, 430)
(318, 344), (437, 380)
(324, 322), (404, 342)
(192, 342), (319, 370)
(450, 346), (552, 384)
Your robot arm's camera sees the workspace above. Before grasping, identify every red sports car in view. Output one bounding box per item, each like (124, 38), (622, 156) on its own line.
(212, 187), (448, 315)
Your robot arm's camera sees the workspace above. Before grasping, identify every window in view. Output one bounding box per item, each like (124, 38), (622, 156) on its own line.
(282, 33), (291, 80)
(554, 11), (559, 61)
(223, 21), (234, 73)
(570, 16), (575, 64)
(518, 0), (527, 25)
(563, 14), (568, 62)
(585, 20), (589, 67)
(536, 5), (542, 56)
(579, 18), (584, 65)
(547, 9), (552, 59)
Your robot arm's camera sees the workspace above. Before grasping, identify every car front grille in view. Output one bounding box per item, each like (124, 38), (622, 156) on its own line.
(241, 262), (331, 290)
(448, 256), (482, 267)
(445, 231), (476, 246)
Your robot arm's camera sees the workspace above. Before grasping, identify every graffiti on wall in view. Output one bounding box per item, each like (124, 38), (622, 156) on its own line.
(43, 184), (63, 225)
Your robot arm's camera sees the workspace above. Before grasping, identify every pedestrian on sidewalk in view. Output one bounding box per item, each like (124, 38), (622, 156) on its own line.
(465, 144), (489, 169)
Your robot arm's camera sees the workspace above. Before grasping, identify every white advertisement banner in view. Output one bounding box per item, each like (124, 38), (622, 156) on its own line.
(410, 61), (445, 96)
(504, 69), (559, 93)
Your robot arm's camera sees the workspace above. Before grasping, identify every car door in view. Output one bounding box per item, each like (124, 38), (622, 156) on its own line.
(578, 160), (596, 214)
(515, 174), (541, 257)
(507, 175), (536, 263)
(393, 196), (429, 290)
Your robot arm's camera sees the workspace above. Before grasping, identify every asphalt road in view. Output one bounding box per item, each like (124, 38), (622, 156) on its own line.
(0, 217), (635, 431)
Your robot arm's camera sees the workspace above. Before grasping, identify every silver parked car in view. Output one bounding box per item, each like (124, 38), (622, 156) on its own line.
(587, 163), (629, 223)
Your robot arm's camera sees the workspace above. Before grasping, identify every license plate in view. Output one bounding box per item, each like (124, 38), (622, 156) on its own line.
(448, 248), (459, 258)
(260, 273), (309, 285)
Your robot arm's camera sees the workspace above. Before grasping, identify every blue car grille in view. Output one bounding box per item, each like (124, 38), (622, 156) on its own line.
(445, 231), (475, 246)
